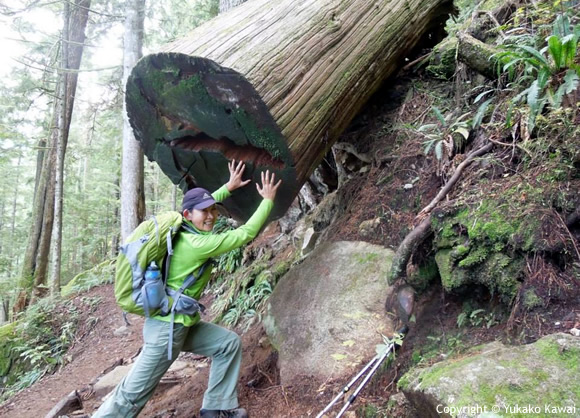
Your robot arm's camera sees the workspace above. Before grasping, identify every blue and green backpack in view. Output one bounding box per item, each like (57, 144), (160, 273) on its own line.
(114, 211), (183, 317)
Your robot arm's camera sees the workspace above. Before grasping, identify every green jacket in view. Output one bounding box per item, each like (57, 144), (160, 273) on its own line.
(153, 184), (274, 327)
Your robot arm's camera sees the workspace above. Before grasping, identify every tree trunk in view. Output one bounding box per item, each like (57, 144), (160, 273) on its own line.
(10, 155), (21, 246)
(17, 127), (54, 310)
(111, 176), (120, 258)
(0, 298), (8, 324)
(121, 0), (146, 242)
(126, 0), (452, 222)
(50, 0), (91, 295)
(219, 0), (247, 14)
(0, 200), (4, 258)
(31, 170), (55, 303)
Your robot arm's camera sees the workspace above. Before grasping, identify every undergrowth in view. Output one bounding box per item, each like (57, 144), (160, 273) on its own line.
(1, 298), (79, 402)
(1, 260), (116, 402)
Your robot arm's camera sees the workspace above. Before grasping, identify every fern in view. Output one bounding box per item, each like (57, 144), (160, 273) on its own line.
(472, 99), (492, 129)
(552, 70), (579, 107)
(495, 12), (580, 133)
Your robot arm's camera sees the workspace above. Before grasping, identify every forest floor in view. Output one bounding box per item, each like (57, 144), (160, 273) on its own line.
(0, 278), (576, 418)
(1, 48), (580, 417)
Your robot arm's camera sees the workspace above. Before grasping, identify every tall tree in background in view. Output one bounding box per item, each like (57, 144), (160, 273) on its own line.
(120, 0), (146, 242)
(16, 0), (91, 310)
(49, 0), (92, 295)
(219, 0), (247, 13)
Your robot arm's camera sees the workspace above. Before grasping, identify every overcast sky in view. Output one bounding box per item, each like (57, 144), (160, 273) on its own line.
(0, 2), (124, 81)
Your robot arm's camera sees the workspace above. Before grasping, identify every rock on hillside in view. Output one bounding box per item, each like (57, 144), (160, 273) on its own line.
(263, 241), (396, 385)
(399, 333), (579, 417)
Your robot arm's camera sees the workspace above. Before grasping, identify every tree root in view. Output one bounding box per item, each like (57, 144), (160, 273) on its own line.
(332, 142), (373, 164)
(418, 142), (493, 218)
(388, 217), (432, 284)
(388, 142), (494, 284)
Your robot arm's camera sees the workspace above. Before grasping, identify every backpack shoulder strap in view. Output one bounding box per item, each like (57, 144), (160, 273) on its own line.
(163, 215), (188, 282)
(180, 221), (198, 235)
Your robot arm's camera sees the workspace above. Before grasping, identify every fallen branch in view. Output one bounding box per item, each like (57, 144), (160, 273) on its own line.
(487, 136), (532, 158)
(401, 52), (432, 71)
(417, 142), (493, 218)
(457, 32), (503, 79)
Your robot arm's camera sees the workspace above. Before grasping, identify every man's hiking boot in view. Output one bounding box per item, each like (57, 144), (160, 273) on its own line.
(200, 408), (248, 418)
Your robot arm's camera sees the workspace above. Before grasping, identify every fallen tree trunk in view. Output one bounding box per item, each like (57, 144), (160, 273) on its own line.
(126, 0), (452, 221)
(457, 32), (503, 79)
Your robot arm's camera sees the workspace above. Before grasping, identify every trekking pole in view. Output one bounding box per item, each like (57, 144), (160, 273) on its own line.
(315, 356), (379, 418)
(334, 325), (408, 418)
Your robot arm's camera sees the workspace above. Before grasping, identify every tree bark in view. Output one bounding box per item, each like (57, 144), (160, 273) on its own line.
(31, 171), (55, 303)
(18, 125), (55, 309)
(121, 0), (146, 242)
(126, 0), (453, 222)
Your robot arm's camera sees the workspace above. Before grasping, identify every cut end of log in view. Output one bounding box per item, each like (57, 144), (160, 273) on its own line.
(126, 52), (299, 221)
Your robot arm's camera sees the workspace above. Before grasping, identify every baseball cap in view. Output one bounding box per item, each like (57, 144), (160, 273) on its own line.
(182, 188), (216, 211)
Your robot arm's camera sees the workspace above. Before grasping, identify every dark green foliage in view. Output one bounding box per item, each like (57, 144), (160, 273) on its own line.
(212, 218), (244, 279)
(1, 298), (80, 401)
(493, 12), (580, 132)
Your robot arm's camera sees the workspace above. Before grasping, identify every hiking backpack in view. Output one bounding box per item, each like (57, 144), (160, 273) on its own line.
(115, 211), (212, 359)
(114, 211), (184, 317)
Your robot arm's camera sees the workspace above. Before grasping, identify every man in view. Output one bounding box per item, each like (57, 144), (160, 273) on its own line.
(94, 160), (281, 418)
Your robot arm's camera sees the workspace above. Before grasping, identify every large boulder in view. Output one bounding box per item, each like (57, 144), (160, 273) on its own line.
(263, 241), (395, 385)
(399, 333), (580, 417)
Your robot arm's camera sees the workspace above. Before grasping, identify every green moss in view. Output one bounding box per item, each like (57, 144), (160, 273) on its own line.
(0, 323), (17, 377)
(452, 245), (470, 258)
(272, 260), (292, 278)
(354, 252), (379, 264)
(536, 338), (579, 371)
(255, 270), (274, 285)
(458, 246), (489, 267)
(427, 37), (458, 80)
(461, 202), (519, 243)
(431, 193), (546, 303)
(0, 342), (14, 376)
(512, 216), (541, 252)
(435, 249), (468, 290)
(0, 322), (16, 339)
(409, 336), (580, 416)
(523, 288), (543, 309)
(397, 372), (411, 390)
(414, 355), (475, 388)
(407, 258), (439, 291)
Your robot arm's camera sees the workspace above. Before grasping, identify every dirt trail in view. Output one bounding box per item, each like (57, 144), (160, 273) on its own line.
(0, 285), (144, 418)
(0, 284), (324, 418)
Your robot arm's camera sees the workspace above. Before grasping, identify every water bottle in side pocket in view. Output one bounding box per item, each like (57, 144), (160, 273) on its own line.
(142, 261), (165, 316)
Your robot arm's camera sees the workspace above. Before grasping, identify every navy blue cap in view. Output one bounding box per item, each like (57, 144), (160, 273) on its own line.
(182, 188), (216, 211)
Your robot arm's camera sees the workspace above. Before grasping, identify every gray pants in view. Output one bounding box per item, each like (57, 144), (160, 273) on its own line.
(93, 318), (242, 417)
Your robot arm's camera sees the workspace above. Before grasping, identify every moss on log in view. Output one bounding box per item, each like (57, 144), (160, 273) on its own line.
(127, 0), (453, 221)
(457, 32), (503, 79)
